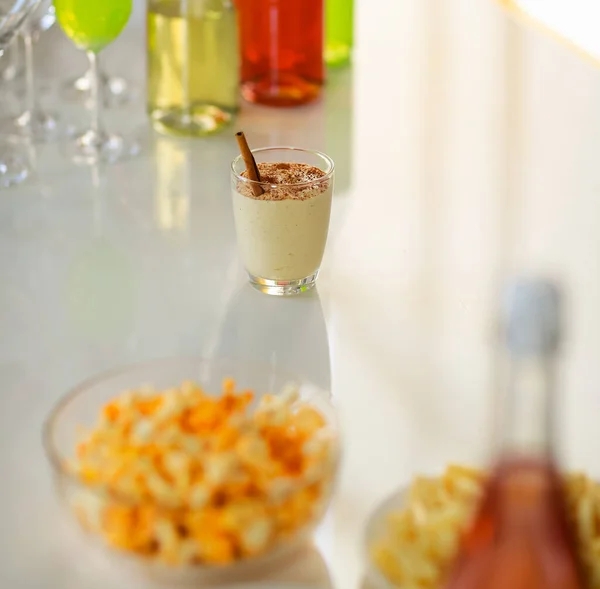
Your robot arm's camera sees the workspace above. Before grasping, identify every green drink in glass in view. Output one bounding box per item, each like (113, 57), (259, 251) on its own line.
(54, 0), (140, 163)
(325, 0), (353, 68)
(54, 0), (131, 52)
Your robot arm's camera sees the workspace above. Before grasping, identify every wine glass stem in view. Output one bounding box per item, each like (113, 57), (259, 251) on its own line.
(23, 32), (37, 118)
(86, 50), (104, 138)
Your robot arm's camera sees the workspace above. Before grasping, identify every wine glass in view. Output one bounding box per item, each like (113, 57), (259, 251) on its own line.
(13, 0), (59, 142)
(0, 0), (41, 188)
(53, 0), (139, 164)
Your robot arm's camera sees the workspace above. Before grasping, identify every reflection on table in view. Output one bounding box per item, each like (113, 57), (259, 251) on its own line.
(213, 284), (331, 395)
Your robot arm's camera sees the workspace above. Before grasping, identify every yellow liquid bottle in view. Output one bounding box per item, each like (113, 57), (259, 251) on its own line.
(147, 0), (239, 137)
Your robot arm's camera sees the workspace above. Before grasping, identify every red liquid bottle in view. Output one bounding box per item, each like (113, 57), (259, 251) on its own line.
(444, 281), (586, 589)
(236, 0), (324, 107)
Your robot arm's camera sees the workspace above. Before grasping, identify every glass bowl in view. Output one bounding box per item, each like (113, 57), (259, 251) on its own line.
(363, 488), (407, 589)
(43, 357), (340, 584)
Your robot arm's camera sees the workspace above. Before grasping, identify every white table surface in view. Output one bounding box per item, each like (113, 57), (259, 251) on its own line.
(2, 0), (600, 588)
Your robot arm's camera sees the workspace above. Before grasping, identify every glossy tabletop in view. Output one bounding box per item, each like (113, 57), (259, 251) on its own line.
(2, 0), (600, 588)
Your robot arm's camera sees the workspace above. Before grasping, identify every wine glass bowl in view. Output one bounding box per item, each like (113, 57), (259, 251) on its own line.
(0, 0), (40, 49)
(54, 0), (132, 52)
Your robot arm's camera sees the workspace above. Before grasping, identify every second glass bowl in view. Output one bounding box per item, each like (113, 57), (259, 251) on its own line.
(364, 489), (407, 589)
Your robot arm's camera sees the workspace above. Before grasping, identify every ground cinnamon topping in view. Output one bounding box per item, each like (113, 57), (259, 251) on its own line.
(237, 162), (330, 201)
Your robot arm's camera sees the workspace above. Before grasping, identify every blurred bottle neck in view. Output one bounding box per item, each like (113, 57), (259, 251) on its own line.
(497, 353), (556, 461)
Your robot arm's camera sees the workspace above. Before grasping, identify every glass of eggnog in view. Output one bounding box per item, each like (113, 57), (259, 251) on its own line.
(231, 147), (335, 296)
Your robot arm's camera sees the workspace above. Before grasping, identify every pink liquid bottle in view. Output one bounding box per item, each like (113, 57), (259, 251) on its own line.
(444, 280), (587, 589)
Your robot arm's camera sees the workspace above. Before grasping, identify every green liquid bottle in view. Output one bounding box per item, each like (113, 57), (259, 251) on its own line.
(325, 0), (353, 68)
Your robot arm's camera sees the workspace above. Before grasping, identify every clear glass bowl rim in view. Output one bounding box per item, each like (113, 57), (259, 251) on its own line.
(364, 487), (408, 589)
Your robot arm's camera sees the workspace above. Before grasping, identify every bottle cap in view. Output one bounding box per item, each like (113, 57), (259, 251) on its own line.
(503, 279), (562, 355)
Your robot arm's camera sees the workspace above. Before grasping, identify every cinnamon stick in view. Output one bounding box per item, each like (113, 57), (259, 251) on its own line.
(235, 131), (264, 196)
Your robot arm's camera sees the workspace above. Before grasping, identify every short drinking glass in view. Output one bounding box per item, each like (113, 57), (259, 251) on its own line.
(231, 147), (334, 296)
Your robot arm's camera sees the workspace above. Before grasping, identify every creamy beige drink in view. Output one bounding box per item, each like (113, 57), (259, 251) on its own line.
(231, 150), (334, 296)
